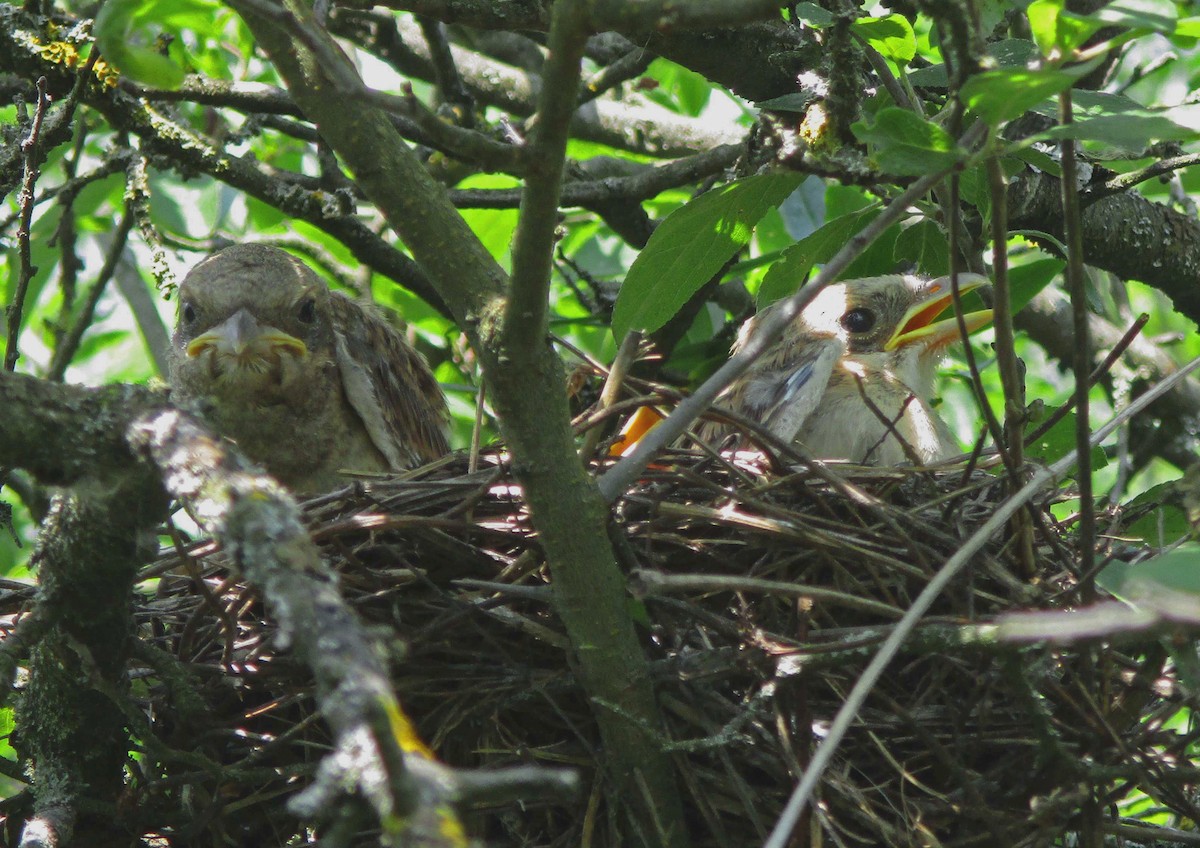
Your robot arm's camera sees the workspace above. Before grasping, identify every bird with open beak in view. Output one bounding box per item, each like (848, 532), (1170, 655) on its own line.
(169, 244), (449, 492)
(706, 274), (993, 465)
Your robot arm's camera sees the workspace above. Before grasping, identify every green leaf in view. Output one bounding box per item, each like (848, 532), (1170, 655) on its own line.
(1098, 543), (1200, 602)
(755, 93), (815, 113)
(1007, 257), (1064, 314)
(1177, 16), (1200, 38)
(76, 330), (130, 363)
(1118, 482), (1191, 547)
(893, 219), (949, 277)
(1034, 104), (1200, 149)
(612, 173), (804, 339)
(1025, 411), (1108, 470)
(851, 107), (963, 176)
(94, 0), (218, 88)
(957, 167), (992, 223)
(1087, 0), (1177, 34)
(792, 2), (834, 27)
(851, 15), (916, 65)
(907, 39), (1036, 89)
(1028, 0), (1099, 57)
(757, 205), (881, 304)
(645, 58), (712, 117)
(842, 224), (902, 279)
(1006, 145), (1062, 178)
(960, 64), (1095, 126)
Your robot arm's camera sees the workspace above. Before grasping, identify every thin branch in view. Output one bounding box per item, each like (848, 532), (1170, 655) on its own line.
(761, 351), (1200, 848)
(450, 142), (742, 208)
(948, 176), (1010, 469)
(6, 76), (49, 372)
(46, 212), (134, 381)
(1080, 151), (1200, 206)
(578, 46), (655, 106)
(986, 157), (1037, 576)
(1059, 89), (1095, 588)
(1023, 313), (1150, 447)
(631, 570), (905, 619)
(417, 14), (475, 124)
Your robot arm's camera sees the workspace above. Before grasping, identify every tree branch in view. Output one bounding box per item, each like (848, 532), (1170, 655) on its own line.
(1008, 167), (1200, 329)
(504, 0), (589, 349)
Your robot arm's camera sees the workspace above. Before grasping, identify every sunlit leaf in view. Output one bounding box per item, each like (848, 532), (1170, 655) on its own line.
(851, 107), (963, 176)
(1177, 16), (1200, 38)
(1087, 0), (1177, 33)
(778, 175), (826, 241)
(94, 0), (220, 88)
(1035, 104), (1200, 149)
(1007, 145), (1062, 177)
(1028, 0), (1099, 56)
(961, 64), (1095, 126)
(852, 15), (916, 65)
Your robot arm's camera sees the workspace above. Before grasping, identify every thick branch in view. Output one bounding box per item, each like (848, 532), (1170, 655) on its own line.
(1009, 168), (1200, 328)
(0, 371), (163, 485)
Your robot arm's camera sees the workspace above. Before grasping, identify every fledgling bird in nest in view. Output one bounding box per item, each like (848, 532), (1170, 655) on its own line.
(169, 244), (450, 492)
(706, 274), (993, 465)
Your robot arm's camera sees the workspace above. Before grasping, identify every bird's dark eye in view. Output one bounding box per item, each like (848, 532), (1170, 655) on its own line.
(298, 298), (317, 324)
(181, 302), (197, 324)
(840, 308), (876, 334)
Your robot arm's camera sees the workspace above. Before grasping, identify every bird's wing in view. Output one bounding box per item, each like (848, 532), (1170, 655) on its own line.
(329, 293), (450, 468)
(733, 335), (843, 444)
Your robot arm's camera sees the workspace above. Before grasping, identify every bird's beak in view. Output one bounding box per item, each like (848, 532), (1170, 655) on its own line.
(186, 308), (308, 360)
(884, 274), (994, 351)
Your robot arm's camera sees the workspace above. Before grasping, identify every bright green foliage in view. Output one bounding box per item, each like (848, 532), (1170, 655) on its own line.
(851, 15), (916, 66)
(94, 0), (222, 88)
(961, 65), (1093, 126)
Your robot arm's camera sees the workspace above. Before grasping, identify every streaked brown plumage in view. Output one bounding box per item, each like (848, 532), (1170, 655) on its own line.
(168, 244), (449, 492)
(706, 274), (992, 465)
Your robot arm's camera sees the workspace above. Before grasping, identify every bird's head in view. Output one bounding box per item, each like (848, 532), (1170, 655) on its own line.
(799, 273), (993, 356)
(173, 245), (337, 382)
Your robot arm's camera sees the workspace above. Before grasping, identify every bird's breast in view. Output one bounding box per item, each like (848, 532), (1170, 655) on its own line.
(798, 365), (956, 464)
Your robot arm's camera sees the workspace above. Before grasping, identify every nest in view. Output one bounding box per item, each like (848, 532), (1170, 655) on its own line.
(29, 445), (1200, 845)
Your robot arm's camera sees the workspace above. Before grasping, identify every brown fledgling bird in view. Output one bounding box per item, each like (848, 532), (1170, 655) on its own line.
(169, 244), (450, 492)
(707, 274), (993, 465)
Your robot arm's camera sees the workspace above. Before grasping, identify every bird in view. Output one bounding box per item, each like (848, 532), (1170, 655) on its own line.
(703, 274), (993, 465)
(168, 243), (450, 492)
